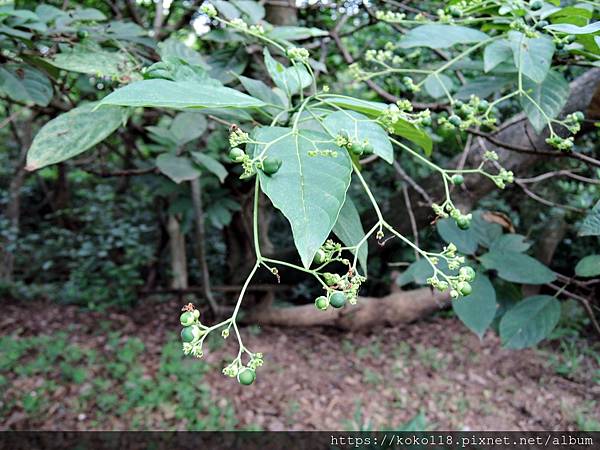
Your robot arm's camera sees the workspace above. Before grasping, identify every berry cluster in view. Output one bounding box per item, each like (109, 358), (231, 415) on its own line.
(335, 131), (374, 157)
(180, 308), (206, 358)
(440, 96), (496, 131)
(425, 243), (476, 299)
(222, 353), (263, 386)
(228, 128), (282, 177)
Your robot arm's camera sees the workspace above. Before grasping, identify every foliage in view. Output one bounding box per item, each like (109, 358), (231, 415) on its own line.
(1, 0), (598, 388)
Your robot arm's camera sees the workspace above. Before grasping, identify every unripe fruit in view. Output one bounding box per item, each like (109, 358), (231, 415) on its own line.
(457, 216), (471, 230)
(262, 157), (282, 176)
(361, 142), (374, 155)
(315, 296), (329, 311)
(451, 174), (464, 186)
(237, 368), (256, 385)
(457, 281), (472, 296)
(181, 325), (202, 343)
(229, 147), (245, 162)
(449, 6), (462, 17)
(573, 111), (584, 122)
(329, 292), (346, 309)
(556, 41), (564, 50)
(180, 311), (195, 327)
(477, 100), (489, 112)
(313, 249), (326, 266)
(530, 0), (542, 10)
(535, 20), (548, 30)
(448, 115), (462, 127)
(350, 144), (364, 156)
(459, 266), (476, 282)
(77, 30), (89, 39)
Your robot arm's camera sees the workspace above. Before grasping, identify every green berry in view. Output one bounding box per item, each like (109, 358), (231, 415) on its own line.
(535, 20), (548, 30)
(329, 292), (346, 309)
(456, 216), (471, 230)
(350, 144), (364, 156)
(237, 368), (256, 385)
(313, 249), (327, 266)
(555, 41), (564, 50)
(459, 266), (476, 282)
(262, 157), (282, 176)
(229, 147), (245, 162)
(421, 116), (432, 126)
(449, 6), (462, 17)
(451, 174), (464, 186)
(573, 111), (584, 122)
(362, 142), (374, 155)
(315, 296), (329, 311)
(448, 115), (462, 127)
(530, 0), (542, 10)
(566, 35), (576, 43)
(77, 30), (89, 39)
(477, 100), (489, 112)
(180, 311), (195, 327)
(181, 325), (202, 343)
(457, 281), (472, 296)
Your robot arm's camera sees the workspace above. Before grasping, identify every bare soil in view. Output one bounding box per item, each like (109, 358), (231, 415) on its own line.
(1, 298), (599, 431)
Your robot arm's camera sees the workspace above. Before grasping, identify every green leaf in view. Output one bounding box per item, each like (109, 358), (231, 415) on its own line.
(399, 24), (489, 49)
(48, 42), (132, 77)
(579, 200), (600, 236)
(396, 258), (453, 287)
(508, 31), (555, 83)
(191, 152), (227, 183)
(323, 110), (393, 164)
(423, 73), (454, 99)
(26, 102), (127, 170)
(499, 295), (561, 349)
(436, 218), (479, 255)
(263, 48), (312, 96)
(332, 196), (368, 274)
(489, 234), (531, 253)
(98, 79), (265, 110)
(470, 211), (503, 247)
(268, 26), (328, 41)
(170, 112), (207, 145)
(158, 38), (206, 67)
(0, 64), (52, 106)
(237, 75), (287, 119)
(480, 251), (556, 284)
(253, 127), (352, 268)
(323, 97), (432, 155)
(453, 274), (497, 339)
(483, 39), (513, 72)
(575, 255), (600, 278)
(520, 70), (569, 133)
(544, 22), (600, 35)
(212, 0), (240, 20)
(455, 75), (514, 100)
(231, 0), (265, 24)
(156, 153), (199, 183)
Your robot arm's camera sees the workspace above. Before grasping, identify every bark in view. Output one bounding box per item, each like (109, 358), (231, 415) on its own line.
(190, 178), (219, 313)
(265, 1), (297, 26)
(244, 288), (449, 330)
(167, 214), (188, 289)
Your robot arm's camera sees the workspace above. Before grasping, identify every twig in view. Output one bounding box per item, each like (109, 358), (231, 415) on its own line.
(515, 181), (585, 213)
(517, 170), (600, 185)
(393, 160), (432, 204)
(402, 183), (419, 260)
(547, 283), (600, 337)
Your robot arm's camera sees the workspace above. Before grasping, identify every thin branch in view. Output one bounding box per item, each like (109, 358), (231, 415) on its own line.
(82, 167), (157, 177)
(517, 170), (600, 185)
(402, 183), (420, 260)
(547, 283), (600, 337)
(393, 160), (432, 204)
(515, 181), (585, 213)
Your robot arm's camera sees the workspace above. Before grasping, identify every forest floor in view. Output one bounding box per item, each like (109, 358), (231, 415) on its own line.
(1, 297), (599, 431)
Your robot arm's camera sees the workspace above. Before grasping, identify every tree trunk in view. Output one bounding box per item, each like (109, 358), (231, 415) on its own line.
(167, 214), (188, 289)
(265, 1), (297, 26)
(244, 287), (449, 330)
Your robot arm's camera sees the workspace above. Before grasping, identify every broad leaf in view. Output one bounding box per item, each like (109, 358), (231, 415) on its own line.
(470, 211), (503, 247)
(499, 295), (561, 349)
(48, 42), (132, 77)
(253, 127), (352, 268)
(323, 110), (393, 164)
(263, 48), (312, 96)
(508, 31), (555, 83)
(191, 152), (227, 183)
(544, 22), (600, 35)
(268, 26), (328, 41)
(436, 218), (479, 255)
(580, 200), (600, 236)
(575, 255), (600, 278)
(396, 258), (453, 286)
(26, 102), (127, 170)
(423, 73), (454, 99)
(99, 79), (265, 110)
(480, 250), (556, 284)
(489, 234), (531, 253)
(399, 24), (489, 49)
(520, 70), (569, 133)
(170, 112), (207, 145)
(483, 39), (513, 72)
(158, 38), (206, 67)
(332, 196), (368, 274)
(231, 0), (265, 24)
(156, 153), (199, 183)
(455, 75), (514, 100)
(0, 64), (52, 106)
(453, 273), (497, 339)
(323, 97), (432, 155)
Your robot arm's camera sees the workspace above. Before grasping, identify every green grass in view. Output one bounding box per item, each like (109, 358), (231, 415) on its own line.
(0, 332), (238, 430)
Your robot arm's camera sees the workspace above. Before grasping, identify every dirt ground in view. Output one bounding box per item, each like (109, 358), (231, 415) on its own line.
(1, 298), (599, 431)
